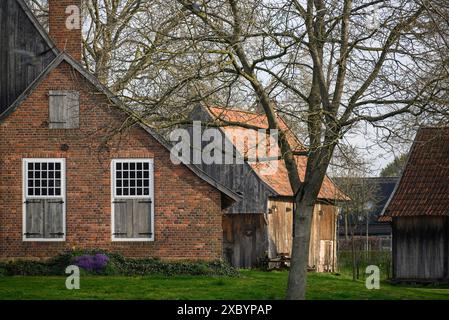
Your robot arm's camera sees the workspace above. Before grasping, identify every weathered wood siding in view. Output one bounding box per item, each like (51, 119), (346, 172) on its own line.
(187, 106), (276, 214)
(0, 0), (56, 114)
(308, 204), (338, 272)
(267, 199), (293, 258)
(393, 216), (449, 281)
(266, 200), (338, 272)
(222, 214), (268, 268)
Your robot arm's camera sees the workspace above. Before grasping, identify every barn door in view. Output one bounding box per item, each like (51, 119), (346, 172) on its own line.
(319, 240), (334, 272)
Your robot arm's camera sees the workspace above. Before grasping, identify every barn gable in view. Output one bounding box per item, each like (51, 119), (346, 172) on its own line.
(0, 0), (57, 115)
(189, 105), (277, 214)
(191, 105), (348, 205)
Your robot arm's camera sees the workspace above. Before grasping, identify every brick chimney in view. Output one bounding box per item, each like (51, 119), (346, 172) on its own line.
(48, 0), (82, 61)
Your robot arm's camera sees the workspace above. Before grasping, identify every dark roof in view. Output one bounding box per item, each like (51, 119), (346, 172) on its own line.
(338, 222), (391, 236)
(334, 177), (397, 236)
(382, 127), (449, 217)
(334, 177), (398, 216)
(0, 2), (241, 206)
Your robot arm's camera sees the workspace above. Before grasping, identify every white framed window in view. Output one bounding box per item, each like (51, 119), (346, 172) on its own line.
(22, 159), (66, 241)
(111, 159), (154, 241)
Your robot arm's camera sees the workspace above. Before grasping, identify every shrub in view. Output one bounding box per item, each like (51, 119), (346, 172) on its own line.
(0, 260), (52, 276)
(73, 254), (109, 273)
(0, 250), (239, 277)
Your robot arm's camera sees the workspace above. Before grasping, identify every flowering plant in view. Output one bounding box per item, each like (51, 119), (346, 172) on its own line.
(73, 253), (109, 272)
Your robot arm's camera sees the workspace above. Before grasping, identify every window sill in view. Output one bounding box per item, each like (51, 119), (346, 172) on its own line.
(22, 238), (66, 242)
(111, 238), (154, 242)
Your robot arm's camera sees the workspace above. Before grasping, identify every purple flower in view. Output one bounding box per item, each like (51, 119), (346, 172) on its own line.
(74, 253), (109, 272)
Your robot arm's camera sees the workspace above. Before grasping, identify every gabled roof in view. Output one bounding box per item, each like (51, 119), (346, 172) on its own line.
(381, 127), (449, 218)
(0, 52), (241, 205)
(206, 106), (349, 202)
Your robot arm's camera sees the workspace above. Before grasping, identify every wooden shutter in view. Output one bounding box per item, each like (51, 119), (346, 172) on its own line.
(25, 199), (44, 238)
(114, 200), (133, 238)
(44, 199), (64, 239)
(49, 91), (79, 129)
(49, 91), (66, 129)
(133, 199), (152, 238)
(113, 199), (152, 239)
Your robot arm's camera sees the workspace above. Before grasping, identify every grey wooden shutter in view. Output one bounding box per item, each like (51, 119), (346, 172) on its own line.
(132, 199), (152, 238)
(49, 91), (66, 129)
(114, 200), (133, 238)
(44, 199), (64, 239)
(49, 91), (79, 129)
(25, 200), (44, 238)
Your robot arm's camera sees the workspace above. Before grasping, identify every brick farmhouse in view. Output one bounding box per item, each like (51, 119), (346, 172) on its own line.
(0, 0), (239, 261)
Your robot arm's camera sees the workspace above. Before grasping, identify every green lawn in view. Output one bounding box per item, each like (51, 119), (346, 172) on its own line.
(1, 270), (449, 300)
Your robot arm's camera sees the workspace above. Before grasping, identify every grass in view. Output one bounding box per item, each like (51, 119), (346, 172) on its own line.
(1, 270), (449, 300)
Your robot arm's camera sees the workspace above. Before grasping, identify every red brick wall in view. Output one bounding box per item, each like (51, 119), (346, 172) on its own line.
(0, 61), (223, 261)
(48, 0), (82, 60)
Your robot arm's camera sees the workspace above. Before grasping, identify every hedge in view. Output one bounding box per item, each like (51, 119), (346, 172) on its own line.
(0, 250), (239, 277)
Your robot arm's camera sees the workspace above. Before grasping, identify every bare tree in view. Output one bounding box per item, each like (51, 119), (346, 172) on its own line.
(331, 146), (380, 281)
(157, 0), (448, 300)
(27, 0), (449, 299)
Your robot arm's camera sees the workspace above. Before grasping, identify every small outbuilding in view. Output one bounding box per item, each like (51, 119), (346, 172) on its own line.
(380, 127), (449, 283)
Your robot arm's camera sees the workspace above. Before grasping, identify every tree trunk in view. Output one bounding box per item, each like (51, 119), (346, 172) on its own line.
(366, 212), (369, 260)
(286, 196), (315, 300)
(351, 225), (357, 281)
(345, 213), (349, 240)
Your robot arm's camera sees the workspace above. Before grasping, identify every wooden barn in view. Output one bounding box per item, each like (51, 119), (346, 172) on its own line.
(380, 127), (449, 282)
(188, 106), (348, 270)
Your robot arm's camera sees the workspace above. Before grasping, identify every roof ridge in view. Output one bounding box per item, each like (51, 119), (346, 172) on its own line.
(207, 105), (262, 116)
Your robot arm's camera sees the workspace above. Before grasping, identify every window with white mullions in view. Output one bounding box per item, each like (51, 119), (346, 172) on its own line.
(23, 159), (66, 241)
(27, 161), (62, 197)
(112, 159), (154, 241)
(115, 161), (150, 197)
